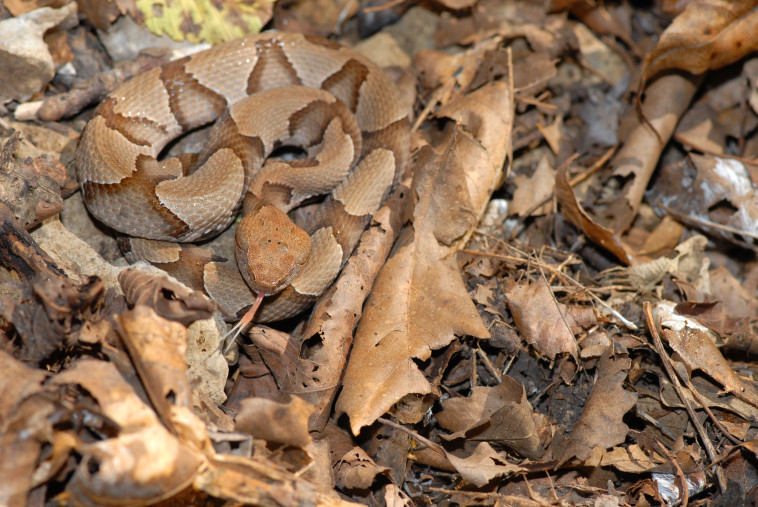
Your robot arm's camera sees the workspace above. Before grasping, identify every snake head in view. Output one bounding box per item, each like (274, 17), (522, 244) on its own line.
(235, 203), (311, 296)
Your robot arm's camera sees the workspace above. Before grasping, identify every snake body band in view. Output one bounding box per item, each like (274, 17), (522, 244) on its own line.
(76, 32), (410, 322)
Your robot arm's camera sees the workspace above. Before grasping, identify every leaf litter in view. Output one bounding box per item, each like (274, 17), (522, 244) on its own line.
(3, 0), (758, 505)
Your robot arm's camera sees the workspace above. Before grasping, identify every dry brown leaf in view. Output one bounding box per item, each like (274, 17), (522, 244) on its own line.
(437, 375), (544, 459)
(335, 131), (489, 432)
(118, 268), (220, 325)
(289, 177), (412, 431)
(599, 445), (663, 473)
(0, 274), (105, 363)
(555, 353), (637, 464)
(649, 154), (758, 248)
(322, 423), (391, 491)
(659, 376), (758, 426)
(624, 235), (708, 293)
(235, 396), (315, 448)
(607, 72), (700, 234)
(643, 0), (758, 84)
(505, 277), (578, 360)
(509, 154), (556, 217)
(555, 160), (635, 265)
(445, 442), (524, 487)
(336, 223), (489, 434)
(337, 81), (512, 435)
(435, 82), (513, 224)
(652, 301), (758, 407)
(195, 453), (360, 507)
(51, 359), (205, 506)
(112, 306), (202, 436)
(0, 351), (50, 506)
(2, 0), (67, 15)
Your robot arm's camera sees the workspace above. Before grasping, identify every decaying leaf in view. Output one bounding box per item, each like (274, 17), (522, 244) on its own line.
(505, 276), (578, 360)
(338, 81), (512, 435)
(119, 267), (220, 325)
(0, 132), (65, 229)
(51, 360), (205, 506)
(235, 396), (314, 448)
(437, 375), (544, 459)
(555, 353), (637, 464)
(623, 235), (709, 292)
(652, 301), (758, 407)
(642, 0), (758, 84)
(0, 351), (50, 506)
(649, 154), (758, 248)
(135, 0), (274, 43)
(555, 160), (635, 264)
(509, 154), (556, 218)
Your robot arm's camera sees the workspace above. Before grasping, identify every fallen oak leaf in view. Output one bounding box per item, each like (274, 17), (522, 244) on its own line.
(118, 267), (221, 326)
(642, 0), (758, 85)
(505, 276), (578, 360)
(336, 130), (492, 435)
(235, 396), (315, 448)
(337, 81), (512, 435)
(555, 158), (635, 264)
(437, 375), (544, 460)
(554, 351), (637, 465)
(652, 301), (758, 407)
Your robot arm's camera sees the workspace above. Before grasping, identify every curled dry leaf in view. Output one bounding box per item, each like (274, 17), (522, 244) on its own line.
(112, 305), (209, 446)
(505, 276), (578, 360)
(118, 267), (220, 326)
(555, 160), (635, 264)
(445, 442), (524, 488)
(652, 301), (758, 407)
(607, 72), (700, 234)
(235, 396), (315, 448)
(322, 422), (391, 491)
(642, 0), (758, 84)
(437, 375), (544, 459)
(0, 273), (104, 363)
(555, 352), (637, 464)
(50, 360), (204, 506)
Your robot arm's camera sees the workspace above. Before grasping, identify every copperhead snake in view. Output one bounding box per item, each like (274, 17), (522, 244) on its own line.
(76, 32), (410, 322)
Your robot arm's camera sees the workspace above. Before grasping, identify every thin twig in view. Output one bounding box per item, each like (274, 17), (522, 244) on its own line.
(377, 417), (447, 458)
(643, 302), (726, 492)
(476, 347), (502, 383)
(652, 439), (689, 507)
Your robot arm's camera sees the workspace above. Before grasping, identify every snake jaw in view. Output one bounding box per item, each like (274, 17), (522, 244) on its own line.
(235, 203), (311, 295)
